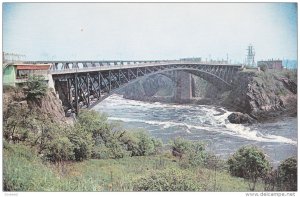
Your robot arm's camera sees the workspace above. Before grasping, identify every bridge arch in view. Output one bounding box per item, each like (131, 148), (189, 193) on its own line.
(86, 68), (231, 109)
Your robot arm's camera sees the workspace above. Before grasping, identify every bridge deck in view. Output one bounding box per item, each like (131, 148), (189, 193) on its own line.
(43, 61), (242, 75)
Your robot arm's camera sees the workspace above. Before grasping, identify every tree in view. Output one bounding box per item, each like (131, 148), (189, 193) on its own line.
(278, 157), (297, 191)
(25, 75), (48, 100)
(227, 146), (271, 191)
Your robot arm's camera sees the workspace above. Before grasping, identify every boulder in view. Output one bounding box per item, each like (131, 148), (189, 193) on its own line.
(227, 112), (255, 124)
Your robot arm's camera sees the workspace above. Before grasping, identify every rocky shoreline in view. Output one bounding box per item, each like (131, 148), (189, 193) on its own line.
(120, 70), (297, 123)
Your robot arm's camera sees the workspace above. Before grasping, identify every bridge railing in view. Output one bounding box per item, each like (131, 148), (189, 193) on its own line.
(49, 61), (182, 74)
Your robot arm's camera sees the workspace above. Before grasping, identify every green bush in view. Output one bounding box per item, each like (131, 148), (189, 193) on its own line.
(170, 138), (207, 167)
(121, 131), (162, 156)
(152, 138), (163, 154)
(77, 109), (108, 135)
(170, 137), (192, 154)
(25, 75), (48, 100)
(68, 125), (94, 161)
(278, 157), (297, 191)
(132, 168), (203, 191)
(227, 146), (271, 191)
(92, 144), (112, 159)
(44, 137), (75, 163)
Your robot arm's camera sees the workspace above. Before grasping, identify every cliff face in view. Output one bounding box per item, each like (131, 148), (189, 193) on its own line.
(3, 86), (67, 124)
(223, 70), (297, 120)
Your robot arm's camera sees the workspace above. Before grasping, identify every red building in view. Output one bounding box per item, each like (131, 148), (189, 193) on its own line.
(257, 60), (283, 70)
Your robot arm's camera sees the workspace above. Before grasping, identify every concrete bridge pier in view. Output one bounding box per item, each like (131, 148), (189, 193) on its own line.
(174, 71), (193, 103)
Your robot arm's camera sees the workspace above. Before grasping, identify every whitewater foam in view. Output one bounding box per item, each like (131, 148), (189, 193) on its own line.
(100, 94), (297, 146)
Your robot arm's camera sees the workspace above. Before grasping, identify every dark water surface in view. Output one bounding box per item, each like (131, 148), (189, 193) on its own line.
(94, 94), (297, 166)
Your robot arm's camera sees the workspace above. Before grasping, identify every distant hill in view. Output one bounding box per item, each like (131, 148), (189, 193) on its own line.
(283, 60), (297, 69)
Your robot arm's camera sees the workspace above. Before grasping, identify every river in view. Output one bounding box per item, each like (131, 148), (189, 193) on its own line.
(94, 94), (297, 166)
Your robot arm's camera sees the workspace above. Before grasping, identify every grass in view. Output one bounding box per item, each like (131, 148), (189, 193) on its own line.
(3, 142), (265, 192)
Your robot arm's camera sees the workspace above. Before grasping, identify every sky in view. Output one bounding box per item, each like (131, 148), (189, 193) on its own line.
(2, 3), (298, 62)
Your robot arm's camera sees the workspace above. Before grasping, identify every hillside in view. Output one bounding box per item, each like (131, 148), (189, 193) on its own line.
(3, 143), (265, 192)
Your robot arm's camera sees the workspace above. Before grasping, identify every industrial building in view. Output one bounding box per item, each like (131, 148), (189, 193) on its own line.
(257, 60), (283, 70)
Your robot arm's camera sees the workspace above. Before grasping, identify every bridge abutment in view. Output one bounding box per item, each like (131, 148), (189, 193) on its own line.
(174, 71), (193, 103)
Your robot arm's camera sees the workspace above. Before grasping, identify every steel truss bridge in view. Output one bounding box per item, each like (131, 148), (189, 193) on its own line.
(24, 60), (242, 114)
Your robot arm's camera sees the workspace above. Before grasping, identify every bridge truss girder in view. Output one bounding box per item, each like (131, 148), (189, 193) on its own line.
(52, 64), (240, 114)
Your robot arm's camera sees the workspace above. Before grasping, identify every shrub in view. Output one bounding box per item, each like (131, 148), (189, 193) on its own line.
(68, 125), (94, 161)
(227, 146), (271, 191)
(92, 144), (112, 159)
(44, 137), (75, 163)
(170, 138), (207, 167)
(152, 138), (163, 154)
(132, 168), (203, 191)
(278, 157), (297, 191)
(25, 75), (48, 100)
(170, 137), (192, 154)
(77, 109), (108, 135)
(121, 131), (162, 156)
(104, 138), (129, 159)
(134, 131), (155, 156)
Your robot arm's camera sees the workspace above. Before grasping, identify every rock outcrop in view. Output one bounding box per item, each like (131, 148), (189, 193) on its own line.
(227, 112), (255, 124)
(3, 86), (67, 124)
(223, 70), (297, 121)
